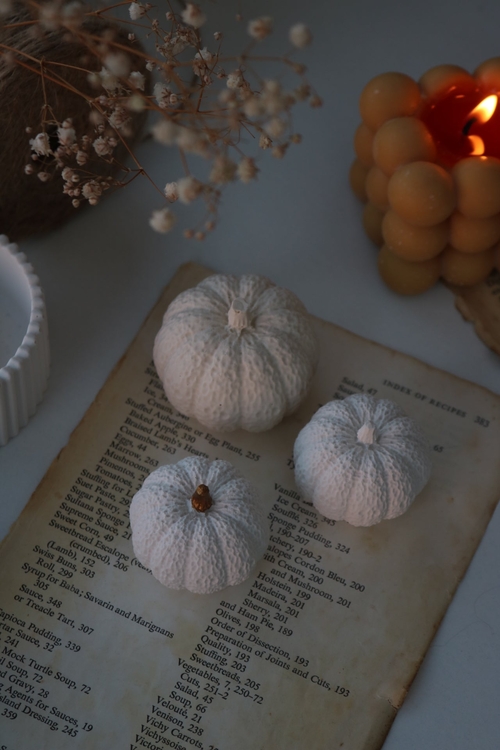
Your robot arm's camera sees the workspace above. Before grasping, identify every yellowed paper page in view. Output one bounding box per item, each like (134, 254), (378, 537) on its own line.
(1, 263), (500, 750)
(448, 271), (500, 355)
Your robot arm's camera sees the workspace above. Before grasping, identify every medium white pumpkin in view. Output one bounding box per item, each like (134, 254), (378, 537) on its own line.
(293, 393), (432, 526)
(153, 274), (319, 432)
(129, 456), (269, 594)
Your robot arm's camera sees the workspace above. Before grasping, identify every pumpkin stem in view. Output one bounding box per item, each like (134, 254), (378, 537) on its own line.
(192, 484), (213, 513)
(357, 421), (377, 445)
(227, 298), (251, 330)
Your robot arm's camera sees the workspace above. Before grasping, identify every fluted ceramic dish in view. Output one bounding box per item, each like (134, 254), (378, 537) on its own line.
(0, 236), (49, 446)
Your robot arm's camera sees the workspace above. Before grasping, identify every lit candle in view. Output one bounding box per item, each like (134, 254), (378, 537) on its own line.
(352, 62), (500, 294)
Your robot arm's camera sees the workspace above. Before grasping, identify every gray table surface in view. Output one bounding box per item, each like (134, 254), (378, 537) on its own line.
(2, 1), (500, 747)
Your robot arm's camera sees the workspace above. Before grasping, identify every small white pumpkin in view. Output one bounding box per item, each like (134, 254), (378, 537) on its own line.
(129, 456), (269, 594)
(293, 393), (432, 526)
(153, 274), (319, 432)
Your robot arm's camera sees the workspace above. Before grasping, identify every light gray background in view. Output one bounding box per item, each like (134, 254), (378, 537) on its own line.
(1, 1), (500, 747)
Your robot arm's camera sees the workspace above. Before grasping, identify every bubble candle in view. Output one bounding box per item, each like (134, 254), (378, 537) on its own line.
(350, 62), (500, 294)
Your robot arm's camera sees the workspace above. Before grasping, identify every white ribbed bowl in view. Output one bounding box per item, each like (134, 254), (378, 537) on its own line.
(0, 236), (50, 446)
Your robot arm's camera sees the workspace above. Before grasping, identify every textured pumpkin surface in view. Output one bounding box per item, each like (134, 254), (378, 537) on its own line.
(130, 457), (269, 594)
(294, 394), (432, 526)
(153, 274), (319, 432)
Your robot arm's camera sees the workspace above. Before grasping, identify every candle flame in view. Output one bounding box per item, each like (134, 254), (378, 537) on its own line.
(469, 95), (498, 124)
(468, 135), (485, 156)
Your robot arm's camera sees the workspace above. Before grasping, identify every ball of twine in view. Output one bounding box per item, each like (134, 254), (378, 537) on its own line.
(0, 7), (149, 240)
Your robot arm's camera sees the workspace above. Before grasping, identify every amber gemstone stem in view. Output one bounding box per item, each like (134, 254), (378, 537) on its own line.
(191, 484), (213, 513)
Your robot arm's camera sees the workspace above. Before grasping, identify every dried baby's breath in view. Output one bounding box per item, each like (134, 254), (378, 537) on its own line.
(149, 207), (176, 232)
(7, 1), (320, 235)
(289, 23), (312, 49)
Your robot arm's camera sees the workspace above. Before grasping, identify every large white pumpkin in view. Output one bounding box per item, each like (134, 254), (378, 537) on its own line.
(293, 393), (432, 526)
(153, 274), (319, 432)
(130, 457), (269, 594)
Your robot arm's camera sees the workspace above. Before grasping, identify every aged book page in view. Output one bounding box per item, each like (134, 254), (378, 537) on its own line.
(448, 271), (500, 355)
(1, 262), (500, 750)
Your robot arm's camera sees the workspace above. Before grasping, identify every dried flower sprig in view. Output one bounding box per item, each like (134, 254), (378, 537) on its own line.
(1, 1), (321, 237)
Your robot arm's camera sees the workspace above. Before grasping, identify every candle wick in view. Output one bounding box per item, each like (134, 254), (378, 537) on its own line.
(463, 117), (475, 136)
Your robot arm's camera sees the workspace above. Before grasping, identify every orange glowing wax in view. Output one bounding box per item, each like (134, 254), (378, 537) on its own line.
(420, 89), (500, 167)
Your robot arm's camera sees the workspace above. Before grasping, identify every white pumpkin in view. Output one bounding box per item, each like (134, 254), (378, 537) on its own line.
(129, 456), (269, 594)
(153, 274), (319, 432)
(293, 393), (432, 526)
